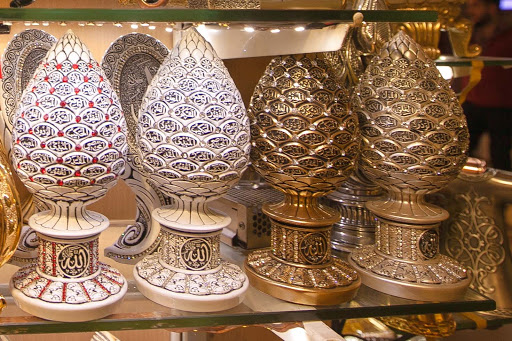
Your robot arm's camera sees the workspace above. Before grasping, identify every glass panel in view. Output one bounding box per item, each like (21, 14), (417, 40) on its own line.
(0, 245), (495, 335)
(0, 8), (437, 23)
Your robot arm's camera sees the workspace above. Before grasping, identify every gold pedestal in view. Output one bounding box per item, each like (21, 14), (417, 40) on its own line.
(245, 196), (360, 305)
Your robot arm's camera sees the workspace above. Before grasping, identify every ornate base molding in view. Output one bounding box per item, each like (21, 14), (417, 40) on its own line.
(245, 248), (360, 305)
(134, 213), (248, 312)
(10, 233), (127, 322)
(350, 245), (470, 301)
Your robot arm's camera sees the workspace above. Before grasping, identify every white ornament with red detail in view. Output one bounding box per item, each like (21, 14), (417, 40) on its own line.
(9, 30), (128, 322)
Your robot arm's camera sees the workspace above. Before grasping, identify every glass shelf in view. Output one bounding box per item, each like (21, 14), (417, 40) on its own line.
(0, 8), (437, 23)
(0, 245), (495, 335)
(435, 56), (512, 67)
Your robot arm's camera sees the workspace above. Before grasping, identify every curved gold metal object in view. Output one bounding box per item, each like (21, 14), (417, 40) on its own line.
(380, 314), (456, 338)
(0, 141), (23, 313)
(137, 0), (169, 7)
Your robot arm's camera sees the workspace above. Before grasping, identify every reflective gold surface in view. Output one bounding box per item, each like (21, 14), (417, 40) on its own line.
(349, 31), (471, 301)
(246, 54), (361, 305)
(380, 313), (456, 338)
(0, 142), (22, 312)
(386, 0), (481, 59)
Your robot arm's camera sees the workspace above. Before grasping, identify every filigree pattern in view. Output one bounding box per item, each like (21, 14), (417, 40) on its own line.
(355, 31), (468, 192)
(102, 33), (171, 262)
(249, 54), (359, 195)
(12, 262), (125, 304)
(138, 28), (250, 201)
(443, 188), (505, 295)
(12, 31), (128, 205)
(136, 254), (245, 295)
(247, 249), (358, 288)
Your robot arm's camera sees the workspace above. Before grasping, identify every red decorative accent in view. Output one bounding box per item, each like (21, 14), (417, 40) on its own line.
(75, 170), (81, 177)
(117, 126), (122, 132)
(20, 112), (24, 118)
(38, 280), (52, 298)
(89, 101), (94, 108)
(91, 130), (98, 137)
(58, 131), (64, 137)
(25, 155), (31, 160)
(29, 176), (34, 182)
(41, 168), (46, 174)
(44, 76), (49, 82)
(84, 76), (89, 82)
(106, 167), (111, 174)
(105, 114), (110, 120)
(88, 63), (93, 68)
(72, 64), (78, 69)
(79, 282), (92, 302)
(75, 116), (81, 123)
(62, 283), (67, 302)
(52, 242), (57, 276)
(62, 76), (68, 83)
(28, 128), (33, 134)
(104, 274), (123, 287)
(90, 179), (95, 185)
(56, 64), (62, 69)
(75, 145), (82, 152)
(108, 142), (113, 148)
(97, 87), (102, 94)
(56, 157), (63, 164)
(35, 101), (39, 106)
(57, 180), (63, 186)
(99, 76), (103, 82)
(75, 88), (80, 94)
(43, 114), (49, 121)
(40, 142), (46, 148)
(49, 87), (55, 94)
(31, 86), (36, 92)
(60, 101), (66, 107)
(93, 279), (112, 295)
(92, 157), (98, 163)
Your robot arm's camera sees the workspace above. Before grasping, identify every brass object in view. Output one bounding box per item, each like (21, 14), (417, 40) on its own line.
(436, 159), (512, 317)
(323, 0), (391, 253)
(0, 142), (23, 312)
(349, 31), (470, 301)
(380, 313), (456, 338)
(386, 0), (481, 59)
(188, 0), (260, 8)
(245, 54), (361, 305)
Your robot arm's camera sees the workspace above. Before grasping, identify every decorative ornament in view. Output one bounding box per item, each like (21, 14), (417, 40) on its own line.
(386, 0), (481, 59)
(1, 29), (57, 263)
(349, 31), (470, 301)
(322, 0), (391, 253)
(133, 28), (250, 312)
(10, 30), (128, 321)
(244, 53), (361, 305)
(438, 159), (512, 317)
(0, 143), (22, 312)
(187, 0), (259, 8)
(101, 33), (170, 264)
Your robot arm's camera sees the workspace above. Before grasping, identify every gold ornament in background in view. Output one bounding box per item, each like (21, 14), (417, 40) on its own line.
(385, 0), (481, 59)
(245, 54), (361, 305)
(187, 0), (260, 8)
(380, 313), (456, 338)
(324, 0), (392, 88)
(0, 142), (22, 312)
(436, 159), (512, 317)
(349, 31), (471, 301)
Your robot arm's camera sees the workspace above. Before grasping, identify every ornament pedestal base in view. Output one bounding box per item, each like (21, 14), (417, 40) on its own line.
(245, 200), (361, 306)
(135, 254), (249, 312)
(350, 246), (470, 301)
(134, 205), (248, 312)
(10, 231), (127, 322)
(349, 202), (470, 301)
(245, 249), (360, 305)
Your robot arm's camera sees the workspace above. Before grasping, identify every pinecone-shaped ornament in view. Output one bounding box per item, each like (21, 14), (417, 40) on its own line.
(349, 31), (470, 301)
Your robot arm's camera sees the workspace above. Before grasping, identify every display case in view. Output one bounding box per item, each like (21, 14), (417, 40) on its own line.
(0, 4), (510, 339)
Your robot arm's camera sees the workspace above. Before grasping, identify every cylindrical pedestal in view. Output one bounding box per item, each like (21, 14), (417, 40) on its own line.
(350, 201), (470, 301)
(325, 172), (383, 252)
(134, 205), (248, 312)
(10, 224), (127, 322)
(245, 198), (360, 306)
